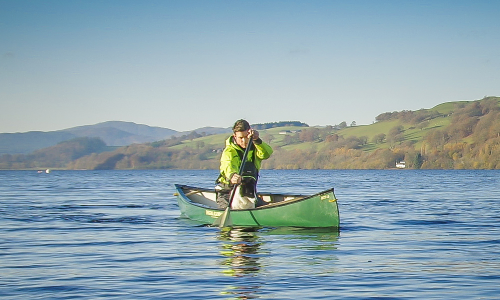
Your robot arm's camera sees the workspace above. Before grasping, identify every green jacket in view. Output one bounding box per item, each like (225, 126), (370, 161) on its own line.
(217, 136), (273, 185)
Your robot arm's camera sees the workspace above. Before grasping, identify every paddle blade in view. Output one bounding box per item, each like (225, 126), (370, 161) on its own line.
(213, 207), (233, 228)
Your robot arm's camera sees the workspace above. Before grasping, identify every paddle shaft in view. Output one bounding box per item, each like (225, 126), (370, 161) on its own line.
(226, 136), (253, 209)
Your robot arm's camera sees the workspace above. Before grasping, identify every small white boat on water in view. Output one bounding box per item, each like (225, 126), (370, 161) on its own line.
(396, 161), (406, 169)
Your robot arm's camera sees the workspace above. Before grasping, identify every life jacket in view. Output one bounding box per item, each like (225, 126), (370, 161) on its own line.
(235, 145), (259, 182)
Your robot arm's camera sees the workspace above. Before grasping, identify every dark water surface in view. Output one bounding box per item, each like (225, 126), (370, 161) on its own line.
(1, 170), (500, 299)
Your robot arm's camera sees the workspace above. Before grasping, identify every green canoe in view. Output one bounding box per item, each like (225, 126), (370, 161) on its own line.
(174, 184), (340, 228)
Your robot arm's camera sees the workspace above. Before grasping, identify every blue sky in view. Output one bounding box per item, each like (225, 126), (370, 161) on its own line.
(1, 0), (499, 133)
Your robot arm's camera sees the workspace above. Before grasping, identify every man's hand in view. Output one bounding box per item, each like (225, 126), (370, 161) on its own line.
(230, 173), (242, 184)
(248, 129), (259, 140)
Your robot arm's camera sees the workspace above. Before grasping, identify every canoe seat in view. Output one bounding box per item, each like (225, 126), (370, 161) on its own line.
(184, 190), (219, 208)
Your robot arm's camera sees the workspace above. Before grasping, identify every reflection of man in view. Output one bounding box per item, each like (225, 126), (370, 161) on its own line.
(219, 229), (262, 298)
(219, 228), (261, 278)
(215, 119), (273, 209)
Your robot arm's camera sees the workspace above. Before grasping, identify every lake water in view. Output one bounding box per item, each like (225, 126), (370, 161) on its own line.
(1, 169), (500, 299)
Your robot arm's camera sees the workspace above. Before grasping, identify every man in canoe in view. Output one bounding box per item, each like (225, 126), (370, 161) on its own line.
(215, 119), (273, 209)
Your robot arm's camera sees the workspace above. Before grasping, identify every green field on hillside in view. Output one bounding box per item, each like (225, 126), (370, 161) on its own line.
(170, 113), (455, 154)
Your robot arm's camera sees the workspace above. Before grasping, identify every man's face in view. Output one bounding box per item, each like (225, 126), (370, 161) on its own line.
(233, 130), (250, 149)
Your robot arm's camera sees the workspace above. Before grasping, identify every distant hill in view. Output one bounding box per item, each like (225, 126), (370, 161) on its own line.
(0, 131), (77, 155)
(62, 121), (179, 147)
(0, 121), (230, 155)
(185, 127), (232, 136)
(2, 98), (500, 170)
(0, 137), (109, 169)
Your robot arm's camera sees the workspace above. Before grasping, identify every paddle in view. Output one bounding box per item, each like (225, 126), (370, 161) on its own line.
(213, 136), (253, 228)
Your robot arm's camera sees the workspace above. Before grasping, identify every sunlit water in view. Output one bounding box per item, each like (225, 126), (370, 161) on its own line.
(1, 170), (500, 299)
